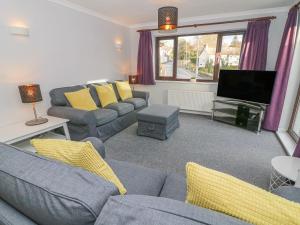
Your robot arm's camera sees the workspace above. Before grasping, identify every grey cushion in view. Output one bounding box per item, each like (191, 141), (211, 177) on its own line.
(106, 159), (167, 196)
(95, 195), (250, 225)
(0, 199), (38, 225)
(124, 98), (147, 109)
(92, 108), (118, 126)
(273, 186), (300, 204)
(160, 173), (187, 202)
(0, 143), (119, 225)
(105, 102), (134, 116)
(49, 85), (84, 106)
(137, 104), (180, 125)
(87, 84), (102, 107)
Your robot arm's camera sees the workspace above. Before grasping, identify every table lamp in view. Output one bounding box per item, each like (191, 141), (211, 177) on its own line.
(129, 75), (138, 91)
(18, 84), (48, 126)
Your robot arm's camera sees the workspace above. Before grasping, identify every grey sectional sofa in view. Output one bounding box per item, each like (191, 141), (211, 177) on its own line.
(0, 139), (251, 225)
(48, 82), (149, 141)
(1, 140), (299, 225)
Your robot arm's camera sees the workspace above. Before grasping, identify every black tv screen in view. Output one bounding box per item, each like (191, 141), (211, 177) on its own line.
(217, 70), (276, 104)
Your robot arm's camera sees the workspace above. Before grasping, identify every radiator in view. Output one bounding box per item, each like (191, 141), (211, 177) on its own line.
(167, 90), (215, 113)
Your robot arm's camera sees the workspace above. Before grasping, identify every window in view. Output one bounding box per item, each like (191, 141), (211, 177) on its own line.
(289, 86), (300, 141)
(156, 31), (244, 81)
(158, 38), (175, 77)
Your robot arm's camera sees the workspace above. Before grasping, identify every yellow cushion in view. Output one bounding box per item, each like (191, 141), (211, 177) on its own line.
(115, 81), (133, 101)
(31, 139), (127, 195)
(64, 88), (97, 111)
(186, 162), (300, 225)
(95, 84), (118, 107)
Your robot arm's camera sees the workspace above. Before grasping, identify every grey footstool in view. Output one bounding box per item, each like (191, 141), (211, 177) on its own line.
(137, 104), (180, 140)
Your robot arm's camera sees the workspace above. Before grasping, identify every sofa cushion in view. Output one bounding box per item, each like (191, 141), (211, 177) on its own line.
(92, 108), (118, 126)
(0, 199), (38, 225)
(115, 81), (133, 101)
(64, 88), (98, 111)
(31, 139), (127, 195)
(0, 143), (119, 225)
(95, 195), (250, 225)
(105, 102), (134, 116)
(160, 173), (187, 202)
(87, 84), (107, 107)
(124, 97), (147, 109)
(106, 159), (167, 196)
(95, 84), (118, 108)
(137, 104), (180, 125)
(186, 162), (300, 225)
(273, 186), (300, 204)
(108, 81), (121, 101)
(49, 85), (84, 106)
(82, 137), (106, 158)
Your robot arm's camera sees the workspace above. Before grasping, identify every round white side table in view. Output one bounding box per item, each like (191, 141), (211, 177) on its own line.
(269, 156), (300, 192)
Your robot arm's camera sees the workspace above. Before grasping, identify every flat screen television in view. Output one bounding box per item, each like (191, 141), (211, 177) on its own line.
(217, 70), (276, 104)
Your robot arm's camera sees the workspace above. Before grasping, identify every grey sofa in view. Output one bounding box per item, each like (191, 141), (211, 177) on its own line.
(48, 82), (149, 141)
(0, 141), (299, 225)
(0, 140), (252, 225)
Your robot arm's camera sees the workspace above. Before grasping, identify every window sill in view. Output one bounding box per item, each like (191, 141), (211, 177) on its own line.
(276, 131), (296, 156)
(155, 80), (218, 85)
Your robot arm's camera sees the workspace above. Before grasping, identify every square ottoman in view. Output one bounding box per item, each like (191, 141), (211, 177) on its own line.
(137, 104), (180, 140)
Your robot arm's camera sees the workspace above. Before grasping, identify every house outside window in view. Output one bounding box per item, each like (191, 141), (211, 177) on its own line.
(155, 31), (245, 82)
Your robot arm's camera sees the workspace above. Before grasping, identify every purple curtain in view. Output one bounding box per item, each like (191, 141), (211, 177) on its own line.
(137, 31), (155, 85)
(239, 20), (271, 70)
(263, 7), (299, 131)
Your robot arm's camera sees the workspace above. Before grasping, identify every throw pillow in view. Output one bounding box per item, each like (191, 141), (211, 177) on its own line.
(95, 84), (118, 107)
(31, 139), (127, 195)
(64, 88), (98, 111)
(186, 162), (300, 225)
(115, 81), (133, 101)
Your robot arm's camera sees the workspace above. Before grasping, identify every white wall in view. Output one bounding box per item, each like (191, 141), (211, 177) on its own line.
(0, 0), (131, 126)
(129, 9), (288, 105)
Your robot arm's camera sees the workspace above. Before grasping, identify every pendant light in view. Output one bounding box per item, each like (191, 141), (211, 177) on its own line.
(158, 6), (178, 31)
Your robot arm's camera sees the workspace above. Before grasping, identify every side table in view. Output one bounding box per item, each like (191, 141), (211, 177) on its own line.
(269, 156), (300, 192)
(0, 116), (70, 152)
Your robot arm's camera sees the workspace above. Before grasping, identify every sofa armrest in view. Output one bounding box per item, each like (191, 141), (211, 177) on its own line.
(132, 91), (149, 103)
(82, 137), (105, 158)
(47, 106), (96, 126)
(273, 186), (300, 203)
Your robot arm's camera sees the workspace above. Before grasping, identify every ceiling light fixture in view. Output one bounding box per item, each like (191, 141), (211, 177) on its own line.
(158, 6), (178, 32)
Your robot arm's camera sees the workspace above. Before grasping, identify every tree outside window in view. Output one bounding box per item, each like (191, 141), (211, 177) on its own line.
(156, 31), (244, 82)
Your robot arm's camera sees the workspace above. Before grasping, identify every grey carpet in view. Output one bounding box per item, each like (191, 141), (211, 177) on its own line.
(105, 113), (285, 189)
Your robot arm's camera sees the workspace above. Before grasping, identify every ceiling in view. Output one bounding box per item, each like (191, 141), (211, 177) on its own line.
(63, 0), (294, 26)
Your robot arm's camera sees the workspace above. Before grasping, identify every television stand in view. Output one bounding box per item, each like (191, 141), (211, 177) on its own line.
(212, 99), (266, 134)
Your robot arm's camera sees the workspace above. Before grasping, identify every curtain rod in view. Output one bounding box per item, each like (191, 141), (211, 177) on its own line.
(293, 1), (300, 8)
(137, 16), (276, 32)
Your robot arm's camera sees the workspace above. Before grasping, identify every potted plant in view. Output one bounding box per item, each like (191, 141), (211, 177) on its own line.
(190, 76), (197, 83)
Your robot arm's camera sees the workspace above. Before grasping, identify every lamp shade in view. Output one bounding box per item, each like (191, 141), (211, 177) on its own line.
(129, 75), (138, 84)
(18, 84), (43, 103)
(158, 6), (178, 31)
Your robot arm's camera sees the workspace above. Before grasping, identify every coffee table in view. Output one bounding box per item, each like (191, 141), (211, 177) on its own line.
(269, 156), (300, 192)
